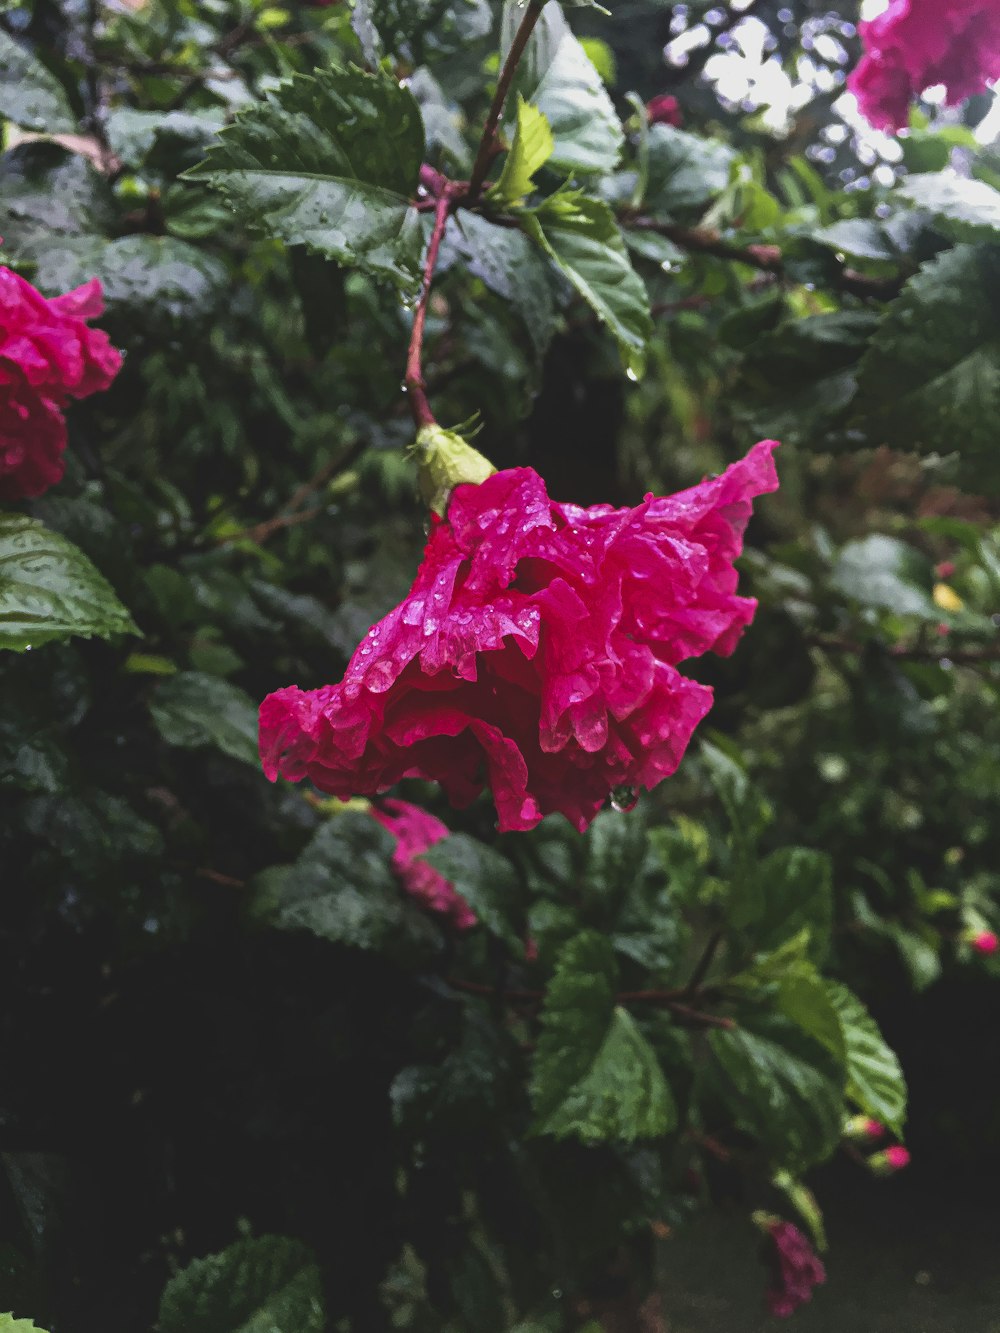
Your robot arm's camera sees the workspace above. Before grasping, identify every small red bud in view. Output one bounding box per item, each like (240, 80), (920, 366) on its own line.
(845, 1115), (885, 1142)
(971, 929), (999, 955)
(935, 560), (956, 580)
(935, 622), (950, 637)
(524, 936), (539, 963)
(646, 94), (683, 127)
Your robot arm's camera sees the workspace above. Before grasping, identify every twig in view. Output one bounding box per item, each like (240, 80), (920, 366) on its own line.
(447, 976), (734, 1028)
(404, 186), (457, 429)
(810, 633), (1000, 666)
(466, 0), (545, 204)
(685, 929), (724, 995)
(217, 438), (365, 547)
(624, 218), (907, 301)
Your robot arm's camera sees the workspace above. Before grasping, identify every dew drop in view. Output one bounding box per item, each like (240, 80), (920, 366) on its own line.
(625, 367), (639, 382)
(609, 784), (639, 813)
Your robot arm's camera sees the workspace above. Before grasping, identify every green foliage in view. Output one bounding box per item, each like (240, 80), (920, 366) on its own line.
(0, 30), (75, 134)
(531, 933), (676, 1141)
(148, 671), (260, 765)
(187, 67), (426, 291)
(0, 515), (137, 652)
(525, 194), (651, 374)
(490, 100), (555, 207)
(158, 1235), (325, 1333)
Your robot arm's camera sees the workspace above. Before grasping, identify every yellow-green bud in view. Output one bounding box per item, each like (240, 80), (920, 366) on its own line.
(414, 423), (496, 517)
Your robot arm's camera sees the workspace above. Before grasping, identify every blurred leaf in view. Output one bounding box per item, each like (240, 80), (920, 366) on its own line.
(811, 218), (897, 262)
(830, 535), (934, 618)
(159, 1235), (324, 1333)
(737, 846), (834, 964)
(452, 212), (558, 359)
(0, 1316), (50, 1332)
(526, 193), (651, 375)
(186, 67), (425, 292)
(0, 30), (75, 133)
(0, 516), (137, 653)
(149, 672), (259, 765)
(504, 0), (623, 175)
(896, 172), (1000, 243)
(353, 0), (492, 64)
(644, 125), (735, 216)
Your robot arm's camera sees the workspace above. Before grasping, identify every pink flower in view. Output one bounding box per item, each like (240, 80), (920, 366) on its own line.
(848, 0), (1000, 132)
(370, 798), (476, 930)
(761, 1220), (826, 1319)
(260, 441), (778, 833)
(845, 1115), (885, 1142)
(0, 269), (121, 501)
(971, 929), (999, 955)
(646, 94), (683, 127)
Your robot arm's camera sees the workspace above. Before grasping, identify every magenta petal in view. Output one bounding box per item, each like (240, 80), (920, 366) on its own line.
(259, 443), (779, 831)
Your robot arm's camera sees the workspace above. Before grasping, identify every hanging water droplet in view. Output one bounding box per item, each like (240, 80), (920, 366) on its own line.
(625, 366), (639, 382)
(609, 784), (639, 813)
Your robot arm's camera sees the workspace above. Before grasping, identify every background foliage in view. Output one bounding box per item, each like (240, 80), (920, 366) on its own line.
(2, 0), (1000, 1328)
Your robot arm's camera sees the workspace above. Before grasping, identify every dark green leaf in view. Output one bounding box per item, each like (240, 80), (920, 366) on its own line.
(737, 846), (834, 964)
(857, 245), (1000, 479)
(186, 67), (425, 292)
(0, 30), (75, 133)
(645, 125), (735, 216)
(503, 1), (622, 175)
(812, 218), (897, 262)
(526, 193), (651, 374)
(149, 672), (259, 765)
(158, 1235), (325, 1333)
(709, 1016), (844, 1171)
(825, 981), (907, 1135)
(422, 833), (520, 948)
(452, 212), (558, 358)
(0, 516), (137, 653)
(250, 812), (441, 958)
(532, 933), (676, 1142)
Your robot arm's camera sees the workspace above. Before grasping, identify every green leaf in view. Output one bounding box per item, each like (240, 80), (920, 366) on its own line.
(422, 834), (520, 948)
(353, 0), (492, 65)
(825, 981), (907, 1135)
(737, 846), (834, 964)
(856, 245), (1000, 479)
(812, 218), (897, 262)
(526, 194), (651, 375)
(0, 30), (75, 133)
(158, 1234), (325, 1333)
(0, 516), (137, 653)
(531, 933), (676, 1142)
(490, 97), (554, 206)
(830, 535), (935, 618)
(709, 1016), (844, 1171)
(503, 1), (623, 175)
(149, 672), (259, 765)
(186, 67), (425, 292)
(250, 812), (441, 959)
(105, 107), (226, 169)
(896, 171), (1000, 242)
(451, 212), (558, 358)
(774, 963), (845, 1066)
(27, 235), (227, 323)
(645, 125), (735, 217)
(0, 1318), (49, 1333)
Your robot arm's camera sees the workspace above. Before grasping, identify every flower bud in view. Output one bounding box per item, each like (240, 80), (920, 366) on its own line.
(844, 1115), (884, 1143)
(413, 423), (496, 516)
(869, 1145), (910, 1175)
(970, 929), (999, 955)
(646, 94), (682, 127)
(935, 560), (956, 580)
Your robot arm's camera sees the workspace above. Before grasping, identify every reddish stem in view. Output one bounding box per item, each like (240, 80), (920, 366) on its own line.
(404, 186), (455, 429)
(466, 0), (545, 204)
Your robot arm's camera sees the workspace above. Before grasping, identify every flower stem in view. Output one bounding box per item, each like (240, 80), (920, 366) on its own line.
(404, 186), (455, 430)
(466, 0), (545, 204)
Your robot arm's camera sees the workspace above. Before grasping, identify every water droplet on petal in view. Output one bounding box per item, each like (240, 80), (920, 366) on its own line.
(609, 784), (639, 813)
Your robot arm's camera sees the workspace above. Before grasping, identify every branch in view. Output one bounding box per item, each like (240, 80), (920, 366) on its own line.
(624, 218), (907, 301)
(217, 437), (365, 547)
(466, 0), (545, 203)
(404, 185), (458, 429)
(810, 633), (1000, 666)
(684, 929), (724, 995)
(447, 976), (734, 1028)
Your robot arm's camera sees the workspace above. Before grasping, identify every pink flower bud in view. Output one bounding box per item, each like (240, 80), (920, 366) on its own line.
(869, 1145), (910, 1175)
(971, 930), (999, 955)
(646, 94), (682, 127)
(845, 1115), (884, 1142)
(935, 561), (956, 580)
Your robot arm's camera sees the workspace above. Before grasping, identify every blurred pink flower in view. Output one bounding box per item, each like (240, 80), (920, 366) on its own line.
(371, 798), (475, 930)
(848, 0), (1000, 132)
(646, 94), (683, 127)
(762, 1220), (826, 1318)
